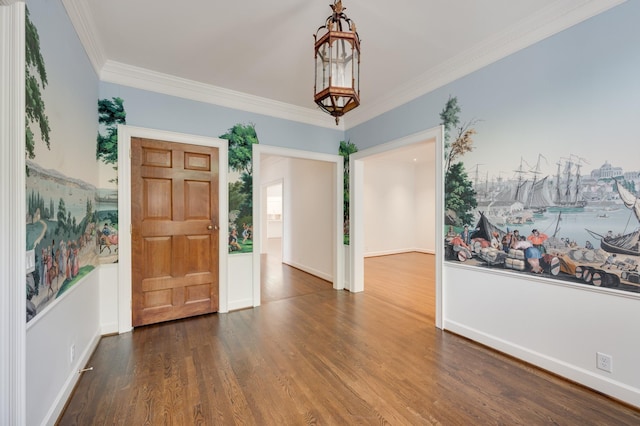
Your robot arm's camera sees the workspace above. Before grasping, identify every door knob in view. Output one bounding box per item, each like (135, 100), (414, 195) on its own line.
(207, 225), (213, 230)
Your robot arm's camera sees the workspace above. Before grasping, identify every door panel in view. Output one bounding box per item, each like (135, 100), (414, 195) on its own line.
(131, 137), (219, 327)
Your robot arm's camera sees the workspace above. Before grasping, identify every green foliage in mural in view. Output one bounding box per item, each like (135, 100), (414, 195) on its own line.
(222, 123), (259, 175)
(339, 140), (358, 245)
(220, 123), (259, 253)
(445, 162), (477, 226)
(97, 97), (127, 169)
(25, 6), (51, 162)
(440, 96), (479, 225)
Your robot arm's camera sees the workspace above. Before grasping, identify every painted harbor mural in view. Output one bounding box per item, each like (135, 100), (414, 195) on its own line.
(443, 97), (640, 294)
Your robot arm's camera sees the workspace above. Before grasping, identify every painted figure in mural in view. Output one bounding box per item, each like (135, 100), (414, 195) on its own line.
(601, 253), (617, 269)
(513, 237), (543, 273)
(242, 223), (252, 243)
(446, 225), (457, 239)
(39, 247), (46, 289)
(229, 228), (242, 252)
(59, 240), (67, 282)
(527, 229), (548, 254)
(450, 233), (473, 261)
(501, 231), (514, 252)
(510, 230), (521, 249)
(490, 232), (501, 250)
(460, 224), (472, 246)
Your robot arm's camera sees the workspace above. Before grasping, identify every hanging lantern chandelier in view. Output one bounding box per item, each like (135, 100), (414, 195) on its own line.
(314, 0), (361, 125)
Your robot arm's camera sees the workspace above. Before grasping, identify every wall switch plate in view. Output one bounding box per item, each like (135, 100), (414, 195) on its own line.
(596, 352), (613, 373)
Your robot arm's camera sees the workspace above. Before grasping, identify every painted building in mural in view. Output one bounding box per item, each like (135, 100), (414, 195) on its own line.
(25, 5), (99, 322)
(443, 90), (640, 294)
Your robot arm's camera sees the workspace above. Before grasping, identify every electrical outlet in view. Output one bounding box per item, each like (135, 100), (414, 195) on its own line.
(70, 344), (75, 364)
(596, 352), (612, 373)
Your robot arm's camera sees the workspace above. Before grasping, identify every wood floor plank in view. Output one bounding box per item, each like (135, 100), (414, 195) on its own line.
(57, 252), (640, 425)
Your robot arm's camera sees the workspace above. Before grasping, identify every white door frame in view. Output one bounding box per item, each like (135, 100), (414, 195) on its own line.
(117, 125), (229, 333)
(1, 2), (26, 423)
(349, 125), (444, 328)
(252, 145), (344, 305)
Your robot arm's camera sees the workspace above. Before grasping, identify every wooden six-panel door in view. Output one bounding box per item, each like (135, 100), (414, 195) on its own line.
(131, 137), (219, 327)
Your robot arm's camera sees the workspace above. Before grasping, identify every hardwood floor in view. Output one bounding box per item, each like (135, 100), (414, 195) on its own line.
(57, 252), (640, 425)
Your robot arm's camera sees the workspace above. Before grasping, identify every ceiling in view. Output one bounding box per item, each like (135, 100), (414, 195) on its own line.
(64, 0), (623, 128)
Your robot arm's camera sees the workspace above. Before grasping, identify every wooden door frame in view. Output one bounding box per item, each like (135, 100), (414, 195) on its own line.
(349, 126), (444, 329)
(253, 145), (344, 305)
(117, 125), (228, 333)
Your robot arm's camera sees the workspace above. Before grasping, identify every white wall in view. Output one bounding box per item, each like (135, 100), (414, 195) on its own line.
(26, 272), (101, 425)
(99, 263), (118, 334)
(363, 143), (436, 257)
(283, 158), (335, 281)
(444, 264), (640, 406)
(228, 254), (254, 310)
(364, 158), (416, 255)
(415, 148), (436, 251)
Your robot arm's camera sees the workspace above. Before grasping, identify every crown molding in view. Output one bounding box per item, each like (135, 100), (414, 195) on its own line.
(344, 0), (627, 128)
(63, 0), (624, 131)
(61, 0), (107, 75)
(100, 60), (341, 130)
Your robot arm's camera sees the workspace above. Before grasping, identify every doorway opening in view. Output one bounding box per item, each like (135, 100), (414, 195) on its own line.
(350, 126), (444, 328)
(253, 146), (343, 306)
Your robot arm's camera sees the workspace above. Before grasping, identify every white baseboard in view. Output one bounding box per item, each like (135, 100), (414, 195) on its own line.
(364, 248), (434, 258)
(43, 330), (102, 426)
(444, 319), (640, 409)
(227, 299), (254, 311)
(283, 260), (332, 282)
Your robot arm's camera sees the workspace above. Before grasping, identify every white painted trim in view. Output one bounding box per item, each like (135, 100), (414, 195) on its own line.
(253, 145), (344, 306)
(65, 0), (624, 130)
(350, 126), (444, 328)
(101, 60), (341, 130)
(117, 125), (229, 334)
(344, 0), (627, 127)
(0, 2), (25, 424)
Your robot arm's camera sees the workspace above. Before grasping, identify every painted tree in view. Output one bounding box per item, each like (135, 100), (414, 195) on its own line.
(25, 6), (51, 162)
(445, 162), (477, 226)
(439, 96), (478, 225)
(97, 97), (126, 183)
(339, 140), (358, 244)
(220, 123), (259, 234)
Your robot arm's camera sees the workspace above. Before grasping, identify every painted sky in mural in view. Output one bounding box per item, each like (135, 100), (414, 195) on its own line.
(443, 7), (640, 294)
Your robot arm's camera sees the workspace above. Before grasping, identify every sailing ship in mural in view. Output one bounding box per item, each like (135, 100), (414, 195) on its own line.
(549, 156), (587, 211)
(442, 96), (640, 294)
(448, 160), (640, 292)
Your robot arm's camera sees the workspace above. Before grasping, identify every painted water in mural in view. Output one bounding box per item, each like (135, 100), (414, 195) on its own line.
(442, 95), (640, 294)
(26, 161), (99, 321)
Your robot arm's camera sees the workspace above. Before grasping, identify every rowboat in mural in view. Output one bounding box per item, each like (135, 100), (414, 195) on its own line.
(585, 179), (640, 256)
